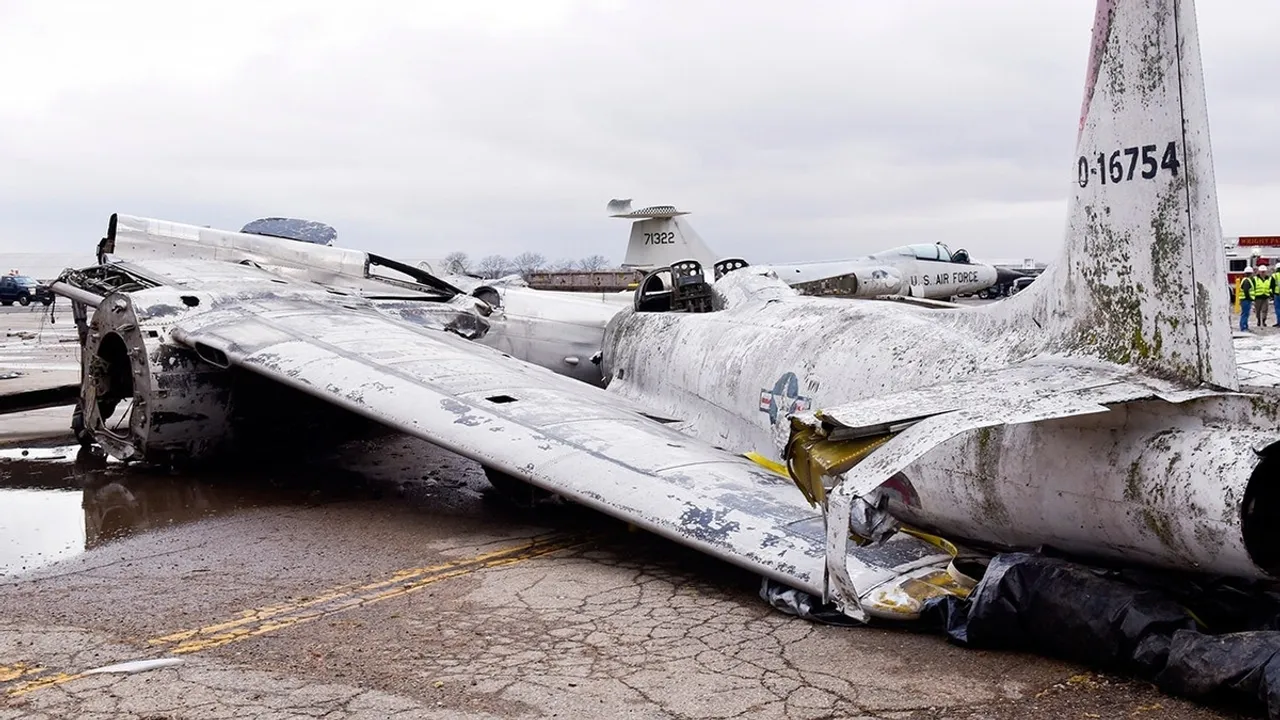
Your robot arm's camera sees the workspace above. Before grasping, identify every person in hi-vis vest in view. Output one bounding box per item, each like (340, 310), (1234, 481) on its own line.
(1255, 265), (1274, 328)
(1240, 267), (1256, 331)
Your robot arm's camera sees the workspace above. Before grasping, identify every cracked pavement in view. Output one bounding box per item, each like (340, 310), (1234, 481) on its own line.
(0, 429), (1247, 720)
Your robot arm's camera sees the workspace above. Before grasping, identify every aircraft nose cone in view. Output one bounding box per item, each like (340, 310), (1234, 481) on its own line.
(995, 267), (1026, 285)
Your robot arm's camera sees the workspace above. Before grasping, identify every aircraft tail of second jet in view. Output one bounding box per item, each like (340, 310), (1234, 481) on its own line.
(609, 201), (719, 271)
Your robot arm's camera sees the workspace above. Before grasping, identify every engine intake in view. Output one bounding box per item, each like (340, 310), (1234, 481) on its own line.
(793, 268), (904, 298)
(80, 292), (233, 463)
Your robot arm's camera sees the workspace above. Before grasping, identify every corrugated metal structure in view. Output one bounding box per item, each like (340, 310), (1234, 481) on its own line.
(524, 270), (643, 292)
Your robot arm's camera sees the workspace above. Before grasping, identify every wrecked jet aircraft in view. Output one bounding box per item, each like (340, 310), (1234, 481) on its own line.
(608, 200), (1008, 300)
(51, 0), (1280, 625)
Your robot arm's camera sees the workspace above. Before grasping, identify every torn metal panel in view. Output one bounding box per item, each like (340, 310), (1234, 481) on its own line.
(818, 394), (1114, 618)
(800, 365), (1273, 616)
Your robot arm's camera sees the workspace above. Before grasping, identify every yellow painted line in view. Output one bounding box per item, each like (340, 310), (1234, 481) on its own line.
(4, 533), (583, 698)
(6, 671), (84, 699)
(151, 532), (583, 654)
(0, 663), (42, 683)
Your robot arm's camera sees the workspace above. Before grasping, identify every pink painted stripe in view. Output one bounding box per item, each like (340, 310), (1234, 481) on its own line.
(1079, 0), (1118, 138)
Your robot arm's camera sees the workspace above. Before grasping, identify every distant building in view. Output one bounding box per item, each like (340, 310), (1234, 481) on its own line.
(524, 270), (644, 293)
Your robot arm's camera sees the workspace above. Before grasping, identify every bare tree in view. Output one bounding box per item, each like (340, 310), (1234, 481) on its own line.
(442, 251), (471, 275)
(476, 254), (511, 279)
(511, 252), (547, 276)
(577, 254), (610, 271)
(548, 258), (577, 272)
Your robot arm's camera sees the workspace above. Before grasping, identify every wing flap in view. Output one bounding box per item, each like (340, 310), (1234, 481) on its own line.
(803, 362), (1126, 438)
(803, 360), (1226, 438)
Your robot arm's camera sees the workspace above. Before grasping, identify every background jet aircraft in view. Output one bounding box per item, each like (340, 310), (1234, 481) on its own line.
(609, 200), (1012, 300)
(51, 0), (1274, 631)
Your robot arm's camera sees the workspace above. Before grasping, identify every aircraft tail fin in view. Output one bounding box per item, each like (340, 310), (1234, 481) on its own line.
(1007, 0), (1236, 389)
(611, 202), (719, 270)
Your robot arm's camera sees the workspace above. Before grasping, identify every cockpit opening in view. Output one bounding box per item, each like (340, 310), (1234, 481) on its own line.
(633, 260), (716, 313)
(905, 243), (953, 262)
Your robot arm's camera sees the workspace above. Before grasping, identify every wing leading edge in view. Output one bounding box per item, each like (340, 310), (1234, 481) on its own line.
(167, 295), (957, 620)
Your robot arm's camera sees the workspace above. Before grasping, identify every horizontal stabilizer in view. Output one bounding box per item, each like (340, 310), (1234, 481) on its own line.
(611, 205), (691, 220)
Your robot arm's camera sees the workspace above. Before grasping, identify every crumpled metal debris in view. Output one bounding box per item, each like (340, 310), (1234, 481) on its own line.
(82, 657), (184, 675)
(758, 578), (861, 627)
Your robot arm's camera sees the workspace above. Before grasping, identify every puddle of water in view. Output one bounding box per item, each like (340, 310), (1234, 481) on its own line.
(0, 448), (388, 578)
(0, 488), (85, 576)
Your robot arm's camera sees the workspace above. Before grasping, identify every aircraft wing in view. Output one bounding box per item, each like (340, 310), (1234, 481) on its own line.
(165, 293), (957, 621)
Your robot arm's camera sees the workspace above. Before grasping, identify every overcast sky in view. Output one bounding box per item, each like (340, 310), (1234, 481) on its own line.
(0, 1), (1276, 266)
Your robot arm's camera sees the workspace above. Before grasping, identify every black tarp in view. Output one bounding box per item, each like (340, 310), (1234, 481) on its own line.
(921, 553), (1280, 718)
(763, 552), (1280, 717)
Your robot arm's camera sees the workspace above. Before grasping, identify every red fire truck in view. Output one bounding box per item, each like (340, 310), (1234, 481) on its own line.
(1227, 236), (1280, 303)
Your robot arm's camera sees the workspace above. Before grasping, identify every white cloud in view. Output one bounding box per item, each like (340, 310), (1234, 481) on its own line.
(0, 1), (1275, 265)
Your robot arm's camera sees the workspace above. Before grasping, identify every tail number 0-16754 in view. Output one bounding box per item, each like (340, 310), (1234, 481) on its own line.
(1076, 141), (1180, 188)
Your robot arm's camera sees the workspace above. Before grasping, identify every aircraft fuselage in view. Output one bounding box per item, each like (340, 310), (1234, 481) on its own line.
(602, 274), (1280, 581)
(767, 252), (998, 300)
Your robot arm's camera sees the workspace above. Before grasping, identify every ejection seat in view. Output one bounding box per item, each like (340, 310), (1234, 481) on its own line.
(669, 260), (713, 313)
(713, 257), (749, 281)
(633, 258), (751, 314)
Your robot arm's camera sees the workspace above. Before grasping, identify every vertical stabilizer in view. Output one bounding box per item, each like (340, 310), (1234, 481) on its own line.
(1012, 0), (1236, 389)
(612, 204), (719, 270)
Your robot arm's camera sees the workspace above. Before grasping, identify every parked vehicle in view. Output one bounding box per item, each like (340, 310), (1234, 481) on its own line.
(1008, 276), (1037, 295)
(1225, 236), (1280, 303)
(0, 275), (53, 306)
